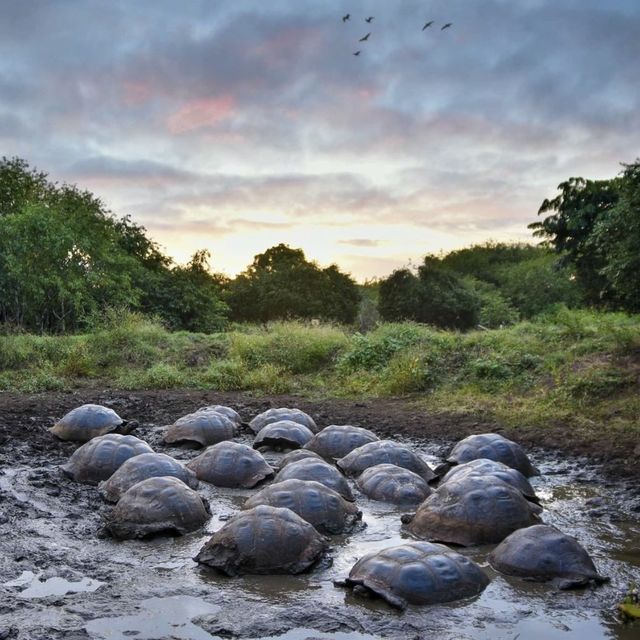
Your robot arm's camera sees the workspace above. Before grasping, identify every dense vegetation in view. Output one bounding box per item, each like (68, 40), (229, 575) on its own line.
(0, 310), (637, 439)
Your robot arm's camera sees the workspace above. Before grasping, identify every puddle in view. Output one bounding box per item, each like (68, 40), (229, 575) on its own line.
(2, 431), (639, 640)
(86, 595), (219, 640)
(4, 570), (104, 598)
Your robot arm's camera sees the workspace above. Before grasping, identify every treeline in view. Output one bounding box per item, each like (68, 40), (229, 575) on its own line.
(1, 156), (638, 334)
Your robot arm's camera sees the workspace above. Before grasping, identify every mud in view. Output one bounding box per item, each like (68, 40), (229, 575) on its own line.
(0, 390), (639, 639)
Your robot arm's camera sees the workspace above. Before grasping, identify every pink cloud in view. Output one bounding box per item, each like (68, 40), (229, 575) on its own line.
(166, 95), (235, 134)
(122, 80), (156, 107)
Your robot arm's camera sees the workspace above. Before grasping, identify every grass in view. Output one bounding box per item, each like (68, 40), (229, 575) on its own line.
(0, 307), (638, 436)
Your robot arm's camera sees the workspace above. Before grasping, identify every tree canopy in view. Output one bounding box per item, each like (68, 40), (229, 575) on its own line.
(225, 244), (360, 324)
(530, 160), (640, 311)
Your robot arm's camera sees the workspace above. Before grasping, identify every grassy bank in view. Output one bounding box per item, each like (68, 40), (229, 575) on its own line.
(1, 308), (638, 435)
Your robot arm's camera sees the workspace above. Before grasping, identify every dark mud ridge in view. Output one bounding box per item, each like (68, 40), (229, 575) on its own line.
(0, 390), (639, 640)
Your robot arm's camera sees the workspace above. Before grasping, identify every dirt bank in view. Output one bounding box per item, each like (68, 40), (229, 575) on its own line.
(0, 389), (637, 481)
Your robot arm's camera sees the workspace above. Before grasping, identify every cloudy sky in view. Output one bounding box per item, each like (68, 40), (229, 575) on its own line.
(1, 0), (639, 280)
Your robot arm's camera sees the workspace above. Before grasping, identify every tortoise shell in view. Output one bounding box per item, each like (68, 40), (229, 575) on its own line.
(61, 434), (153, 485)
(278, 449), (324, 469)
(274, 458), (354, 501)
(447, 433), (539, 477)
(304, 424), (379, 459)
(194, 505), (327, 575)
(187, 442), (274, 488)
(106, 476), (209, 539)
(441, 458), (538, 503)
(253, 420), (315, 451)
(196, 405), (242, 426)
(49, 404), (123, 442)
(243, 479), (362, 535)
(98, 452), (198, 503)
(248, 407), (318, 434)
(337, 440), (436, 483)
(356, 464), (432, 505)
(339, 541), (489, 609)
(405, 474), (542, 546)
(489, 524), (607, 588)
(163, 411), (235, 447)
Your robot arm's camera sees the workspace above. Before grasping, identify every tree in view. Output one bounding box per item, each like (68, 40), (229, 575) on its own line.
(529, 175), (621, 305)
(226, 244), (360, 324)
(378, 260), (480, 330)
(0, 156), (52, 217)
(591, 161), (640, 311)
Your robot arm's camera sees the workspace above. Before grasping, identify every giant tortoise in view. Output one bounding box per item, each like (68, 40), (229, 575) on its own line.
(163, 411), (235, 447)
(243, 479), (362, 534)
(186, 442), (274, 488)
(489, 524), (608, 588)
(61, 434), (153, 485)
(336, 541), (489, 609)
(253, 420), (315, 451)
(106, 476), (209, 539)
(337, 440), (436, 483)
(440, 458), (539, 504)
(356, 464), (432, 505)
(446, 433), (539, 477)
(248, 407), (318, 435)
(304, 424), (379, 460)
(404, 474), (542, 546)
(50, 404), (125, 442)
(98, 452), (198, 503)
(274, 458), (354, 501)
(194, 505), (328, 575)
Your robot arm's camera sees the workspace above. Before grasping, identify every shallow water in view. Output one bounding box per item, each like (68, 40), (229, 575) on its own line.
(1, 434), (638, 640)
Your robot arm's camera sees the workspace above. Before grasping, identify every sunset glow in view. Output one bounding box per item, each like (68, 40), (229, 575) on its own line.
(1, 0), (638, 280)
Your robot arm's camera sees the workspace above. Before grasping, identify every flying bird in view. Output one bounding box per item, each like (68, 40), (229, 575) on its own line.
(365, 16), (374, 23)
(353, 50), (361, 56)
(342, 14), (350, 22)
(359, 32), (371, 42)
(441, 23), (453, 30)
(422, 21), (434, 30)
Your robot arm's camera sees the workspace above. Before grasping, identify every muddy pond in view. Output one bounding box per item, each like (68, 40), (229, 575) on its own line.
(0, 392), (638, 640)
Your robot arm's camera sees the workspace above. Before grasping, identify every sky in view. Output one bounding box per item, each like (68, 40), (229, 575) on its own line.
(1, 0), (639, 280)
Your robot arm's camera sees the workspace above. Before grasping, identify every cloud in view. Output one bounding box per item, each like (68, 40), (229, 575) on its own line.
(339, 238), (382, 247)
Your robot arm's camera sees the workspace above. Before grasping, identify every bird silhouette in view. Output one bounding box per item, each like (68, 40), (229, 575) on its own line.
(353, 50), (361, 56)
(441, 23), (452, 30)
(342, 14), (350, 22)
(422, 21), (434, 30)
(365, 16), (374, 23)
(359, 32), (371, 42)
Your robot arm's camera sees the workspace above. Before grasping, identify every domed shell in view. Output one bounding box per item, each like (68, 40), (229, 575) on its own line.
(274, 458), (354, 501)
(61, 434), (153, 485)
(186, 442), (274, 488)
(447, 433), (539, 477)
(49, 404), (123, 442)
(98, 452), (198, 503)
(253, 420), (314, 450)
(279, 449), (324, 469)
(243, 479), (362, 535)
(337, 440), (436, 483)
(106, 476), (209, 539)
(196, 405), (242, 426)
(441, 458), (538, 503)
(356, 464), (432, 505)
(249, 407), (318, 435)
(489, 524), (607, 588)
(194, 505), (327, 575)
(304, 425), (379, 459)
(339, 541), (489, 609)
(163, 411), (235, 447)
(405, 474), (542, 546)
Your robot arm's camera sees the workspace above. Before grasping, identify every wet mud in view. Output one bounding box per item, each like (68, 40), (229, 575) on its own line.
(0, 390), (639, 639)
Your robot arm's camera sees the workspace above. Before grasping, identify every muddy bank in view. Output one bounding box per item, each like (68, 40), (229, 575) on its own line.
(1, 389), (639, 640)
(0, 389), (637, 481)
